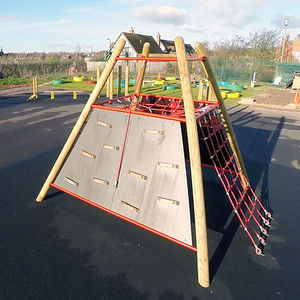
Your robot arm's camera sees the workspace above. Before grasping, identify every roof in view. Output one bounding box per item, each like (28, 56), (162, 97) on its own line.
(160, 39), (194, 55)
(121, 32), (163, 54)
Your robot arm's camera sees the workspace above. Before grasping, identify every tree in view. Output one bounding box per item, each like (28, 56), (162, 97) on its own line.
(247, 29), (280, 60)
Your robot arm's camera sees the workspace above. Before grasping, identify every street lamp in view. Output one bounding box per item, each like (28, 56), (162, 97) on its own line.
(280, 17), (289, 63)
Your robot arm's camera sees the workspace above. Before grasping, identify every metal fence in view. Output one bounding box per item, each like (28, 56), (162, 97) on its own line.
(273, 62), (300, 87)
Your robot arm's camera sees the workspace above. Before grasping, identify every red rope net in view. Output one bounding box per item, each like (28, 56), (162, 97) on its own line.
(94, 94), (217, 119)
(198, 108), (273, 255)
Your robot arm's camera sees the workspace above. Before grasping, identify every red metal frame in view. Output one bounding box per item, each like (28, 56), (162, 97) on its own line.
(115, 56), (205, 62)
(50, 182), (197, 252)
(138, 93), (218, 106)
(92, 93), (219, 123)
(91, 104), (187, 123)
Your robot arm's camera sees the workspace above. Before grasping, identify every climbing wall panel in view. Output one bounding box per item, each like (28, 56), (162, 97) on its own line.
(112, 114), (192, 245)
(54, 108), (193, 245)
(54, 109), (128, 208)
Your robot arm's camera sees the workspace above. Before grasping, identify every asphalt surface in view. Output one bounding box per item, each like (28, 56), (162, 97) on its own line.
(0, 94), (300, 299)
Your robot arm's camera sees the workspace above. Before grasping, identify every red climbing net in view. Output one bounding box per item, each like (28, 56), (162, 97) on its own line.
(93, 94), (217, 120)
(198, 108), (273, 255)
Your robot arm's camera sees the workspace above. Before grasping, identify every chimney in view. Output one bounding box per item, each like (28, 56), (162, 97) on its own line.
(129, 27), (134, 33)
(156, 32), (161, 46)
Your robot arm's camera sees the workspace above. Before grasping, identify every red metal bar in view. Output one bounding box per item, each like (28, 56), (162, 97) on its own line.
(50, 182), (197, 252)
(91, 104), (187, 123)
(115, 56), (206, 62)
(116, 56), (178, 62)
(138, 93), (218, 105)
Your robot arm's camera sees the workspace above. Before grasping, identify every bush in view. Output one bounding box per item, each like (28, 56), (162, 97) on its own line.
(1, 61), (87, 78)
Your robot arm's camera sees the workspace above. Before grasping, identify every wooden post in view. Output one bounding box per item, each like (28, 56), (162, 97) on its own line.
(73, 91), (77, 100)
(36, 39), (126, 202)
(175, 36), (210, 288)
(32, 77), (35, 96)
(117, 65), (122, 97)
(125, 61), (129, 96)
(97, 64), (101, 82)
(132, 42), (150, 110)
(28, 77), (38, 101)
(207, 81), (213, 101)
(205, 83), (210, 101)
(34, 76), (38, 99)
(198, 80), (204, 100)
(195, 43), (248, 185)
(109, 70), (114, 99)
(106, 69), (110, 98)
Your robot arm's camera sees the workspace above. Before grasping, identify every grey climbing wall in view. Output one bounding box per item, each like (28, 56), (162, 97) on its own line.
(54, 108), (192, 245)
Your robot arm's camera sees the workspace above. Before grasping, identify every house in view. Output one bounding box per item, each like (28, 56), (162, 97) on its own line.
(112, 28), (163, 57)
(156, 33), (194, 56)
(111, 28), (194, 57)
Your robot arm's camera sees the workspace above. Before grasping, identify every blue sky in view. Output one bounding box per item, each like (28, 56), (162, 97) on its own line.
(0, 0), (299, 53)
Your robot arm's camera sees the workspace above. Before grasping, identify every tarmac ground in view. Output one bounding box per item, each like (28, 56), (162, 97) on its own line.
(0, 93), (300, 299)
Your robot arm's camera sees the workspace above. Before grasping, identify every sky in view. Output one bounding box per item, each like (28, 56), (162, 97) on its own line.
(0, 0), (299, 53)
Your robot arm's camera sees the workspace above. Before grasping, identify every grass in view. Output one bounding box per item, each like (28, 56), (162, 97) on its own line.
(2, 75), (272, 105)
(46, 77), (201, 99)
(0, 77), (32, 86)
(0, 77), (60, 88)
(219, 81), (273, 105)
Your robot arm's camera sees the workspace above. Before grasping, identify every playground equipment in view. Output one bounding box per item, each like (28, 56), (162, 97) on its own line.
(221, 91), (228, 99)
(227, 84), (244, 92)
(86, 80), (96, 84)
(28, 76), (38, 100)
(52, 79), (64, 86)
(46, 90), (82, 100)
(227, 92), (240, 99)
(154, 80), (165, 85)
(165, 76), (177, 81)
(162, 84), (178, 90)
(35, 37), (272, 288)
(73, 76), (85, 82)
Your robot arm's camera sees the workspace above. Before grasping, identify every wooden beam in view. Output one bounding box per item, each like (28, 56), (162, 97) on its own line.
(125, 61), (129, 96)
(197, 80), (204, 100)
(34, 76), (38, 99)
(109, 71), (114, 99)
(207, 81), (213, 101)
(175, 36), (210, 288)
(132, 42), (150, 110)
(117, 65), (122, 97)
(97, 64), (101, 82)
(106, 70), (110, 98)
(195, 43), (248, 186)
(36, 39), (126, 202)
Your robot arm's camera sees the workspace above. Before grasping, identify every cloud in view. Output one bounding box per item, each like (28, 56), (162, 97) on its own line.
(179, 24), (203, 33)
(66, 4), (102, 14)
(133, 6), (187, 26)
(0, 19), (72, 33)
(200, 0), (269, 28)
(0, 15), (27, 22)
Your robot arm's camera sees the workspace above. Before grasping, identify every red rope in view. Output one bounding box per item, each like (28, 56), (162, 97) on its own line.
(114, 102), (133, 187)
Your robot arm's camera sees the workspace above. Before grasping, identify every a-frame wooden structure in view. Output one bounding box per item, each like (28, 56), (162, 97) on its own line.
(36, 37), (272, 288)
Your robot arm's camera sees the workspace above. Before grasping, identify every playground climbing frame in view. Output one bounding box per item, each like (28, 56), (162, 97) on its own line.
(36, 37), (273, 288)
